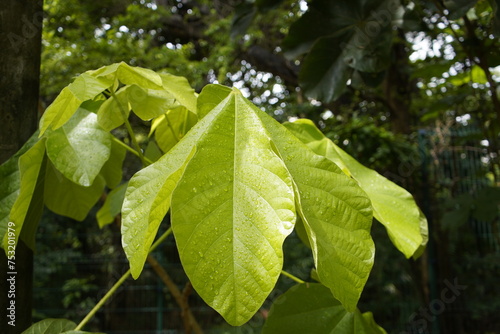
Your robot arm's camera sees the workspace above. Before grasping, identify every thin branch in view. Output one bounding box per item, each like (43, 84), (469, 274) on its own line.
(281, 270), (305, 284)
(74, 228), (173, 330)
(147, 255), (204, 334)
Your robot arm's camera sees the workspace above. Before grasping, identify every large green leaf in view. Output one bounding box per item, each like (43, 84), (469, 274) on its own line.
(152, 107), (198, 153)
(0, 131), (39, 246)
(21, 319), (76, 334)
(99, 138), (127, 189)
(160, 73), (198, 113)
(116, 62), (163, 89)
(256, 112), (374, 312)
(97, 182), (128, 228)
(171, 89), (296, 326)
(284, 119), (427, 258)
(262, 283), (387, 334)
(46, 108), (111, 187)
(44, 161), (105, 221)
(122, 107), (226, 278)
(4, 138), (47, 251)
(197, 84), (233, 119)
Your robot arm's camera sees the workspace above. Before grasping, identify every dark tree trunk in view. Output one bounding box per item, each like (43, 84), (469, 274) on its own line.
(0, 1), (42, 332)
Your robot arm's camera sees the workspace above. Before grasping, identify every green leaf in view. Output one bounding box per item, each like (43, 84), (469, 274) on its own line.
(39, 87), (82, 136)
(21, 318), (76, 334)
(0, 131), (39, 246)
(68, 73), (113, 101)
(257, 113), (374, 312)
(283, 0), (399, 102)
(285, 119), (427, 258)
(44, 161), (105, 221)
(4, 138), (47, 251)
(97, 86), (131, 131)
(46, 108), (112, 187)
(152, 107), (198, 153)
(299, 38), (352, 102)
(171, 88), (296, 326)
(127, 84), (178, 120)
(97, 182), (127, 228)
(122, 118), (213, 278)
(117, 62), (163, 89)
(262, 283), (387, 334)
(197, 84), (233, 119)
(160, 73), (198, 113)
(99, 138), (126, 189)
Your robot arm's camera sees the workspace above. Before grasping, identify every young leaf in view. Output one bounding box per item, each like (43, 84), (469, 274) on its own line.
(262, 283), (387, 334)
(160, 73), (198, 113)
(68, 73), (113, 101)
(284, 119), (427, 259)
(0, 131), (39, 246)
(127, 84), (178, 120)
(116, 62), (163, 89)
(21, 318), (76, 334)
(99, 138), (126, 189)
(97, 86), (131, 131)
(46, 108), (112, 187)
(256, 110), (374, 312)
(152, 107), (198, 153)
(171, 89), (296, 326)
(39, 87), (82, 136)
(4, 138), (47, 251)
(97, 182), (128, 228)
(44, 161), (105, 221)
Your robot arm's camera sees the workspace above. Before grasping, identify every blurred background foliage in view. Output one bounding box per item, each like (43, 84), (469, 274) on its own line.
(36, 0), (500, 333)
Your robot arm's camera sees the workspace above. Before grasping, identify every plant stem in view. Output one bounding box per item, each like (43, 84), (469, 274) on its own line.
(109, 89), (148, 166)
(281, 270), (305, 284)
(112, 136), (153, 166)
(74, 227), (173, 331)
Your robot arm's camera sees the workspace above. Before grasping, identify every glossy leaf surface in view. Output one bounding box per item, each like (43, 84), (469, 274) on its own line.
(46, 108), (111, 187)
(285, 119), (427, 258)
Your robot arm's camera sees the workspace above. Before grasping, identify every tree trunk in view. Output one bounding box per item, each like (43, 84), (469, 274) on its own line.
(0, 1), (42, 332)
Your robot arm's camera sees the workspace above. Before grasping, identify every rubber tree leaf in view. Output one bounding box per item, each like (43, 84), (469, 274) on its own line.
(3, 138), (47, 251)
(44, 161), (105, 221)
(256, 111), (374, 312)
(68, 73), (113, 101)
(116, 62), (163, 89)
(122, 106), (229, 278)
(97, 86), (131, 131)
(171, 88), (296, 326)
(39, 87), (82, 136)
(46, 108), (112, 187)
(262, 283), (387, 334)
(99, 138), (126, 189)
(40, 73), (112, 136)
(127, 84), (179, 120)
(97, 182), (128, 228)
(160, 73), (198, 113)
(152, 107), (198, 153)
(197, 84), (233, 119)
(21, 318), (76, 334)
(0, 131), (39, 246)
(284, 119), (427, 259)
